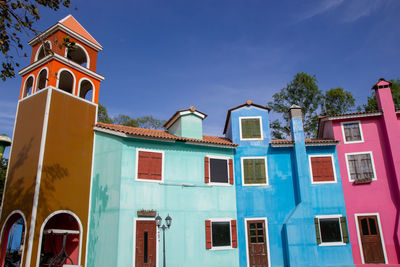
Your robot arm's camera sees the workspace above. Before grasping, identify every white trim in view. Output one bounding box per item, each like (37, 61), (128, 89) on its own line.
(84, 128), (97, 267)
(320, 112), (382, 122)
(65, 43), (91, 69)
(19, 53), (105, 81)
(308, 154), (337, 184)
(0, 210), (27, 267)
(135, 148), (165, 183)
(206, 155), (233, 186)
(133, 217), (159, 267)
(35, 210), (83, 267)
(241, 156), (269, 186)
(164, 110), (206, 130)
(354, 213), (388, 264)
(244, 217), (271, 267)
(344, 151), (377, 182)
(34, 41), (52, 62)
(25, 88), (52, 267)
(23, 74), (35, 98)
(239, 116), (263, 141)
(34, 67), (49, 93)
(341, 121), (364, 144)
(77, 78), (95, 102)
(56, 68), (76, 95)
(208, 218), (234, 250)
(315, 215), (346, 246)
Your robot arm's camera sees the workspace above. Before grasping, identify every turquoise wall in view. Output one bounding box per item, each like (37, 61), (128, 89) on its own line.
(88, 131), (238, 267)
(168, 114), (203, 139)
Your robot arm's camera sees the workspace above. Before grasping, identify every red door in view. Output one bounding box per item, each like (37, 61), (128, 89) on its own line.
(247, 220), (268, 267)
(135, 221), (157, 267)
(357, 215), (385, 264)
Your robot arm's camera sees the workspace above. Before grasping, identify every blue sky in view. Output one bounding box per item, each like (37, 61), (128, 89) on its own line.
(1, 0), (400, 156)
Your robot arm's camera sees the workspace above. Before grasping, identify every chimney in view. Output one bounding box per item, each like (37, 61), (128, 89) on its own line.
(289, 105), (305, 143)
(372, 78), (395, 112)
(164, 106), (207, 140)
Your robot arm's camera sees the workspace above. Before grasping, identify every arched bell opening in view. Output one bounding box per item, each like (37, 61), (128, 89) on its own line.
(23, 76), (34, 97)
(0, 212), (26, 267)
(57, 70), (75, 94)
(36, 68), (48, 91)
(79, 79), (94, 102)
(38, 212), (81, 267)
(36, 41), (52, 61)
(66, 44), (89, 68)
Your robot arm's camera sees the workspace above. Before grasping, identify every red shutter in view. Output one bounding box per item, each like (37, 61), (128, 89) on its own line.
(231, 220), (237, 248)
(229, 159), (234, 185)
(138, 151), (162, 180)
(204, 157), (210, 183)
(205, 220), (212, 249)
(310, 156), (335, 182)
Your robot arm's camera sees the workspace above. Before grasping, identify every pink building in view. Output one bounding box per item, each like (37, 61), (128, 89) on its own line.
(318, 78), (400, 266)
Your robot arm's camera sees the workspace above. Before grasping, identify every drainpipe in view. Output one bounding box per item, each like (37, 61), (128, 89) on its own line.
(0, 134), (12, 159)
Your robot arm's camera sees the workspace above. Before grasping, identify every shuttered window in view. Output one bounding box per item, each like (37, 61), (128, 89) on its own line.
(314, 216), (349, 245)
(240, 117), (262, 139)
(137, 150), (163, 181)
(205, 219), (237, 249)
(310, 156), (335, 183)
(346, 153), (375, 182)
(242, 158), (267, 185)
(343, 122), (362, 142)
(204, 157), (234, 185)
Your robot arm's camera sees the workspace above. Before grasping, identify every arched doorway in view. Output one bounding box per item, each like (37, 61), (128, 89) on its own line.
(79, 79), (93, 102)
(57, 70), (75, 94)
(36, 68), (48, 91)
(0, 211), (26, 267)
(38, 211), (81, 267)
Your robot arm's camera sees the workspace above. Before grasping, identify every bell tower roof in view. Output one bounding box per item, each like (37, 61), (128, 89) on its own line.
(28, 14), (102, 51)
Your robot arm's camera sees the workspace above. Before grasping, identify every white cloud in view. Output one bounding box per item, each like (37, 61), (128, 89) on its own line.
(296, 0), (344, 22)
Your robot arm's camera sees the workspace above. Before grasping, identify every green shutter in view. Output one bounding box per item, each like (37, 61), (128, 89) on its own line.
(340, 216), (349, 243)
(243, 159), (266, 184)
(314, 218), (321, 244)
(241, 118), (261, 139)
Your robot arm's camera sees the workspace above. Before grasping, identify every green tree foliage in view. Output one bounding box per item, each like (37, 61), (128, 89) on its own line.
(268, 73), (323, 139)
(0, 157), (7, 200)
(97, 104), (165, 130)
(363, 79), (400, 111)
(323, 87), (355, 115)
(0, 0), (73, 81)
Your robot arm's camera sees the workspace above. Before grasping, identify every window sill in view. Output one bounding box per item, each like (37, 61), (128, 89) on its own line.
(208, 182), (233, 186)
(318, 242), (346, 246)
(242, 183), (269, 187)
(353, 178), (373, 185)
(209, 246), (234, 251)
(135, 178), (163, 184)
(343, 140), (364, 144)
(311, 180), (337, 184)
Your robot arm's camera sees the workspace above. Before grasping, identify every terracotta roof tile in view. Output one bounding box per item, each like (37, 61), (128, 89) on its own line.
(270, 139), (294, 145)
(318, 110), (381, 120)
(270, 139), (338, 146)
(95, 122), (237, 147)
(59, 15), (101, 47)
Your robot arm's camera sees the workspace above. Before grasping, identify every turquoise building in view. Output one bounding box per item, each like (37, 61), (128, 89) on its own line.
(224, 102), (354, 267)
(87, 107), (239, 267)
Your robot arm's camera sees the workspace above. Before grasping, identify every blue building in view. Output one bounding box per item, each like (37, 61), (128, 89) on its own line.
(224, 101), (354, 267)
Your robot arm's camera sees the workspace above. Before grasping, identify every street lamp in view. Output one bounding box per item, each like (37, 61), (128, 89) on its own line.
(155, 214), (172, 267)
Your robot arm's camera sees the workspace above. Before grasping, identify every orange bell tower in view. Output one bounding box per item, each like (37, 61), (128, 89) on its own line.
(0, 15), (104, 267)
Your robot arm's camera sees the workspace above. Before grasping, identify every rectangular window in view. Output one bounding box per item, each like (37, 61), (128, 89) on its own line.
(345, 152), (376, 182)
(205, 219), (237, 250)
(342, 121), (363, 143)
(242, 157), (268, 185)
(240, 117), (263, 140)
(309, 155), (336, 183)
(136, 149), (163, 181)
(210, 158), (228, 183)
(315, 216), (349, 246)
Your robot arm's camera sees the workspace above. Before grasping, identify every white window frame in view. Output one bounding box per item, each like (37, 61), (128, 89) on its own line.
(209, 218), (234, 250)
(354, 213), (388, 264)
(345, 151), (377, 182)
(315, 215), (346, 246)
(341, 121), (364, 144)
(241, 156), (268, 186)
(64, 43), (90, 69)
(308, 154), (337, 184)
(244, 217), (271, 267)
(34, 67), (49, 94)
(207, 155), (233, 186)
(35, 41), (52, 62)
(135, 148), (165, 183)
(132, 217), (160, 267)
(239, 116), (263, 141)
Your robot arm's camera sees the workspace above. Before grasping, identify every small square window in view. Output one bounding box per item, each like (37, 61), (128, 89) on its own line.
(242, 157), (267, 185)
(345, 152), (376, 182)
(240, 117), (262, 140)
(210, 158), (229, 183)
(136, 150), (163, 181)
(315, 216), (349, 245)
(342, 122), (363, 143)
(212, 222), (231, 247)
(309, 155), (336, 183)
